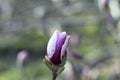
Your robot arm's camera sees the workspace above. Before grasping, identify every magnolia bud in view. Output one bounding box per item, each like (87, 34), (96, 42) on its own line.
(44, 30), (70, 75)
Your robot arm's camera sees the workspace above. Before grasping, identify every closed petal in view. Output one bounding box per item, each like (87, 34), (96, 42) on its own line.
(47, 30), (58, 58)
(50, 31), (67, 64)
(61, 35), (70, 61)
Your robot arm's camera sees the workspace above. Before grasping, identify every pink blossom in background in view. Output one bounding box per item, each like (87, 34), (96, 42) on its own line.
(70, 50), (83, 60)
(17, 50), (28, 61)
(81, 66), (90, 80)
(101, 0), (109, 4)
(70, 34), (79, 46)
(82, 66), (90, 77)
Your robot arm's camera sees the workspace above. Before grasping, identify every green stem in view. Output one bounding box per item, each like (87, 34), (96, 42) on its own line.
(52, 71), (57, 80)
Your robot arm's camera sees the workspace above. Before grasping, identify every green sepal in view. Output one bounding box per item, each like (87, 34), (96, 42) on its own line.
(43, 56), (53, 70)
(43, 56), (65, 75)
(56, 66), (65, 75)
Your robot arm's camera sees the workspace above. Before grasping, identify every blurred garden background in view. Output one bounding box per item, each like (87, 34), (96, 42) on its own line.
(0, 0), (120, 80)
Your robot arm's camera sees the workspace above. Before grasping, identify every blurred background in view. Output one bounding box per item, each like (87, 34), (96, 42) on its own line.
(0, 0), (120, 80)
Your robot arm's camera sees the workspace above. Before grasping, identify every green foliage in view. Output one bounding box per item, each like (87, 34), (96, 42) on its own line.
(0, 60), (50, 80)
(17, 29), (48, 50)
(0, 28), (48, 51)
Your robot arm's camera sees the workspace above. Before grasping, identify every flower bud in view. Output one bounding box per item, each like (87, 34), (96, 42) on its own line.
(46, 30), (70, 66)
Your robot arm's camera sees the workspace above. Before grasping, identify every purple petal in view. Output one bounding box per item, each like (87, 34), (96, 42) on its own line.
(47, 30), (58, 58)
(50, 32), (67, 64)
(61, 35), (70, 61)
